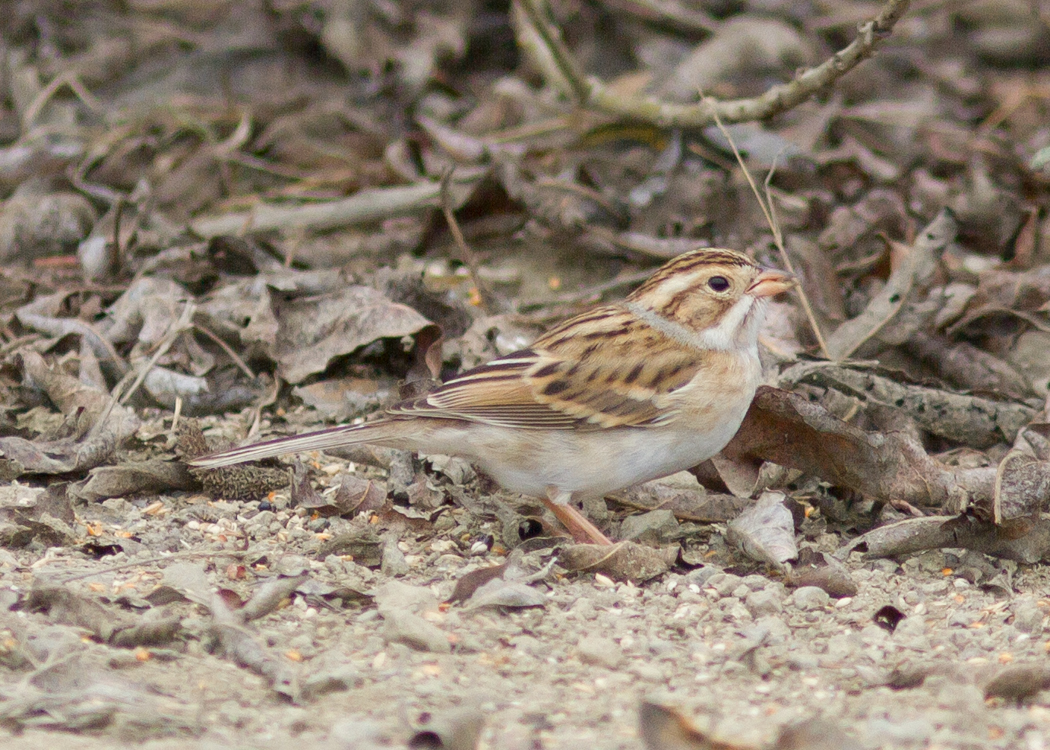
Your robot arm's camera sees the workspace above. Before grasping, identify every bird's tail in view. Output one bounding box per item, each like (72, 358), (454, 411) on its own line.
(187, 420), (406, 469)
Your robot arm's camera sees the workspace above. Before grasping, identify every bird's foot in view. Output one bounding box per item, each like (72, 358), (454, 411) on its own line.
(544, 486), (613, 546)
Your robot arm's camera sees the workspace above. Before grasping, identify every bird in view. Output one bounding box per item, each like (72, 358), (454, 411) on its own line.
(189, 248), (795, 545)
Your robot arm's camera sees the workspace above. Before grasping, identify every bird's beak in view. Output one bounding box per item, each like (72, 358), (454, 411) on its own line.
(747, 268), (796, 298)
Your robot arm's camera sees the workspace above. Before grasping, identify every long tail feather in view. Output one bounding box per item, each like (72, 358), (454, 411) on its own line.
(188, 421), (401, 469)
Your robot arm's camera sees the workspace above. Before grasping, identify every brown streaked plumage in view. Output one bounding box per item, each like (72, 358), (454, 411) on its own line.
(190, 248), (795, 545)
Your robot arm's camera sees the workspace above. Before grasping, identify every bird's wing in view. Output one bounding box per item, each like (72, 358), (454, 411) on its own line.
(388, 305), (703, 429)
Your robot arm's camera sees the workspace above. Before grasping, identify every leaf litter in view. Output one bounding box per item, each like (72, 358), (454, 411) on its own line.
(1, 0), (1050, 746)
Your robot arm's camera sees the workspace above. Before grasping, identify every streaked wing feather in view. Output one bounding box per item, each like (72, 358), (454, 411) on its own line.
(527, 308), (702, 427)
(387, 307), (704, 429)
(387, 349), (581, 428)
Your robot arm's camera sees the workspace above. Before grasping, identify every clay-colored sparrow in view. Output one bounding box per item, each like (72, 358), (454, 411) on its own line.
(190, 248), (794, 544)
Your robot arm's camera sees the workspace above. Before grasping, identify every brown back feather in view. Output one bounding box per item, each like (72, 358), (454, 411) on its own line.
(386, 248), (754, 430)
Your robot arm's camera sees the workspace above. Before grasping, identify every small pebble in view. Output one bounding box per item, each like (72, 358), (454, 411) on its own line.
(630, 662), (666, 682)
(745, 589), (784, 617)
(381, 541), (410, 577)
(577, 635), (623, 669)
(1011, 599), (1045, 634)
(381, 610), (450, 654)
(684, 567), (720, 588)
(792, 586), (830, 611)
(619, 509), (679, 541)
(741, 574), (769, 591)
(707, 573), (743, 597)
(865, 717), (934, 745)
(568, 598), (598, 621)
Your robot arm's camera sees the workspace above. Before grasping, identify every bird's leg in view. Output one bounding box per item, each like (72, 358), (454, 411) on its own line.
(544, 486), (613, 545)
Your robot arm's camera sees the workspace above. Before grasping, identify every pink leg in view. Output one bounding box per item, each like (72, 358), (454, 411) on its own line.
(544, 487), (613, 545)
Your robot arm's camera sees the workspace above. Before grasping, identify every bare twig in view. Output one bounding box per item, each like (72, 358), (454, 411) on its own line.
(16, 304), (128, 375)
(90, 302), (196, 439)
(119, 302), (197, 405)
(20, 71), (103, 130)
(104, 198), (126, 279)
(50, 549), (255, 584)
(439, 169), (497, 313)
(193, 321), (256, 379)
(600, 0), (720, 36)
(190, 170), (486, 237)
(708, 108), (830, 358)
(0, 333), (42, 357)
(89, 368), (136, 441)
(171, 395), (183, 434)
(248, 377), (281, 439)
(514, 0), (910, 128)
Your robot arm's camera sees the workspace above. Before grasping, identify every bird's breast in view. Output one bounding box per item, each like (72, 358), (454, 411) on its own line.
(413, 350), (762, 500)
(671, 347), (761, 422)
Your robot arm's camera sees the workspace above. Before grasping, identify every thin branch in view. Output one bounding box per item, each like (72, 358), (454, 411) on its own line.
(92, 302), (195, 434)
(247, 376), (281, 439)
(51, 549), (254, 584)
(171, 395), (183, 434)
(193, 321), (256, 379)
(600, 0), (720, 36)
(439, 169), (497, 314)
(514, 0), (590, 103)
(708, 107), (830, 358)
(190, 170), (486, 237)
(119, 302), (197, 406)
(515, 0), (911, 128)
(21, 71), (103, 130)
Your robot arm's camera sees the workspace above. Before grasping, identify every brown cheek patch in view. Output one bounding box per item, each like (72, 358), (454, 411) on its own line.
(690, 402), (716, 422)
(667, 295), (731, 329)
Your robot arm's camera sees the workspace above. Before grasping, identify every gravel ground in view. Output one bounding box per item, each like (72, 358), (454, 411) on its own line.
(2, 429), (1049, 750)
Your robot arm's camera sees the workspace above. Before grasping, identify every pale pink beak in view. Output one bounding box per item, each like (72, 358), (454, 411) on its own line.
(747, 268), (796, 298)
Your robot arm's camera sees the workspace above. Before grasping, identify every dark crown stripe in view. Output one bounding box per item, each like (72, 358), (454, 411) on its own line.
(628, 248), (753, 299)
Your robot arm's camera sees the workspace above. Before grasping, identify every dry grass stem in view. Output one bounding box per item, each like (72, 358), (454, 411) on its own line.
(708, 107), (831, 358)
(440, 169), (496, 314)
(193, 322), (256, 380)
(118, 302), (197, 406)
(191, 171), (485, 237)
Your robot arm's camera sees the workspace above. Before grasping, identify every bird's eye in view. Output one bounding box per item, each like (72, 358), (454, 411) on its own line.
(707, 276), (730, 292)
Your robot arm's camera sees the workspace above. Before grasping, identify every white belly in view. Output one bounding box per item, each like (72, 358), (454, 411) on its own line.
(398, 348), (761, 500)
(414, 410), (747, 500)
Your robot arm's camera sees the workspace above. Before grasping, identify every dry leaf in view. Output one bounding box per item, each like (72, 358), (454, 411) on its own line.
(270, 285), (437, 384)
(723, 386), (997, 514)
(787, 550), (857, 598)
(727, 491), (797, 567)
(825, 208), (955, 359)
(76, 461), (200, 501)
(559, 541), (677, 582)
(639, 701), (755, 750)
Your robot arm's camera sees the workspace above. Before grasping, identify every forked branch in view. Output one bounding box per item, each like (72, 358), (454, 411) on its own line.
(514, 0), (910, 128)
